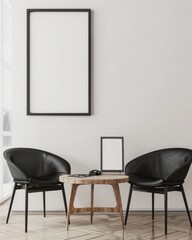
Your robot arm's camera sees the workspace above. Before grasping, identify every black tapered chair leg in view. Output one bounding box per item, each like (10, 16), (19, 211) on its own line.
(124, 184), (133, 225)
(43, 191), (46, 217)
(164, 186), (168, 235)
(152, 193), (155, 220)
(6, 183), (17, 224)
(25, 184), (28, 233)
(61, 183), (68, 216)
(180, 185), (192, 226)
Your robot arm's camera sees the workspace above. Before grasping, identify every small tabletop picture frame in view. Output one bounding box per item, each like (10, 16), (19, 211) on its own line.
(101, 137), (124, 172)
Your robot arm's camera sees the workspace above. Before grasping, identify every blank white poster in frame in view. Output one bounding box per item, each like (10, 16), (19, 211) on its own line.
(101, 137), (124, 172)
(27, 9), (91, 115)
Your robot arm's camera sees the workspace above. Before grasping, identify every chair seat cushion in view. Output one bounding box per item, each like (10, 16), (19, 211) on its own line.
(128, 174), (164, 187)
(29, 173), (66, 186)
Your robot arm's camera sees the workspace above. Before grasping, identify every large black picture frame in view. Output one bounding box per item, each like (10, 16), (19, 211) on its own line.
(27, 9), (91, 115)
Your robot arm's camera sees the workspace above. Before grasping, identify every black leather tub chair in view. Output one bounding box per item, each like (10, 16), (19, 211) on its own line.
(4, 148), (71, 232)
(124, 148), (192, 234)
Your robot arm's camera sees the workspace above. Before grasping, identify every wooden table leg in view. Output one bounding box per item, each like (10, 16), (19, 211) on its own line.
(111, 183), (124, 227)
(90, 184), (94, 223)
(66, 184), (79, 230)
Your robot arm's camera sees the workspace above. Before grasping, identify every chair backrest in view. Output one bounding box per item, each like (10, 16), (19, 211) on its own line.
(4, 148), (71, 181)
(125, 148), (192, 181)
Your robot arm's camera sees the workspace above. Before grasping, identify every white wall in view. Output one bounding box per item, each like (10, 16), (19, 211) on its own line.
(12, 0), (192, 211)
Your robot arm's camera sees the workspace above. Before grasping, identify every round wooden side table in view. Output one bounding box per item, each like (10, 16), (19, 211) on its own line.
(59, 174), (128, 229)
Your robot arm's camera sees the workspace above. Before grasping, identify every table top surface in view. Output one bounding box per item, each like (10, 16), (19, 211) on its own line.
(59, 174), (128, 184)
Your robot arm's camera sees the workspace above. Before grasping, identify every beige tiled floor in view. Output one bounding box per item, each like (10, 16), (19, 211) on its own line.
(0, 200), (192, 239)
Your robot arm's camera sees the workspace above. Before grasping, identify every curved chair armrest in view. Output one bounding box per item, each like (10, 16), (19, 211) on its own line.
(52, 158), (71, 175)
(125, 157), (143, 175)
(45, 153), (71, 175)
(6, 160), (28, 181)
(62, 161), (71, 174)
(165, 162), (191, 182)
